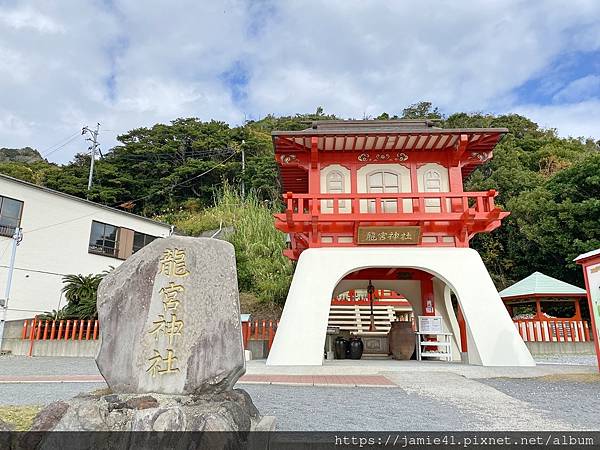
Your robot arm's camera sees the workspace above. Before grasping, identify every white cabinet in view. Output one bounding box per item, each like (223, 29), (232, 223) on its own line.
(415, 316), (452, 362)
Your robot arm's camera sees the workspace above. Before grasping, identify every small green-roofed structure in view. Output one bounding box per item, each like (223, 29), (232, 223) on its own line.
(500, 272), (587, 322)
(499, 272), (586, 299)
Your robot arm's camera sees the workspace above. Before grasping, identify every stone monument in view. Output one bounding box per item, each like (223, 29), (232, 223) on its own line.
(28, 237), (273, 445)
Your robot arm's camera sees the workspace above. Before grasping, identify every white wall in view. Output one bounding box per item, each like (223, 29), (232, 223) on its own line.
(0, 178), (171, 321)
(267, 247), (535, 366)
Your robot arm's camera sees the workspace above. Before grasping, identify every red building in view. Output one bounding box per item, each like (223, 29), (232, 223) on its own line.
(273, 119), (508, 258)
(267, 120), (534, 367)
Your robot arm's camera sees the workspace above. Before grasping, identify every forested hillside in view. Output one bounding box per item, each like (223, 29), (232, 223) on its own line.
(2, 103), (598, 305)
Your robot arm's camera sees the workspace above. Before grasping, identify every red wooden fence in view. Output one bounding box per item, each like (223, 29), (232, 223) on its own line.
(513, 319), (591, 342)
(22, 319), (99, 342)
(241, 320), (279, 351)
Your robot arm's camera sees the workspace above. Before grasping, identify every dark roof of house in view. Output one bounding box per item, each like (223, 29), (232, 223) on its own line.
(0, 173), (171, 228)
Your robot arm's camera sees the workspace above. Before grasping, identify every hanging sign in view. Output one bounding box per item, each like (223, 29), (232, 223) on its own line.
(357, 226), (421, 245)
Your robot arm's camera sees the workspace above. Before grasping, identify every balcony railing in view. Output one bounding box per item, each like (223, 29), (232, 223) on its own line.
(279, 190), (503, 222)
(0, 224), (16, 238)
(88, 244), (118, 258)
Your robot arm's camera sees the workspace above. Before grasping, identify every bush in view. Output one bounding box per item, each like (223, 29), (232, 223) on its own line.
(170, 184), (293, 305)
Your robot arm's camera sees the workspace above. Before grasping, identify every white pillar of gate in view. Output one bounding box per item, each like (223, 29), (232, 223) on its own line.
(266, 247), (535, 367)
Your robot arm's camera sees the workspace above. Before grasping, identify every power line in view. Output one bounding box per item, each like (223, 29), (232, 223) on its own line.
(39, 131), (80, 156)
(106, 147), (237, 161)
(0, 265), (66, 277)
(41, 133), (82, 159)
(21, 149), (240, 236)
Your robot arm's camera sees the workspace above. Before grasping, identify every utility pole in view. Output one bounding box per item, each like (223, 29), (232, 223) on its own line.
(241, 139), (246, 198)
(0, 227), (23, 352)
(82, 123), (100, 192)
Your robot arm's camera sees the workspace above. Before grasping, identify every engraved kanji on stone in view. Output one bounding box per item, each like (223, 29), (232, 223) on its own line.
(148, 313), (184, 345)
(158, 248), (190, 277)
(160, 282), (184, 312)
(146, 349), (180, 377)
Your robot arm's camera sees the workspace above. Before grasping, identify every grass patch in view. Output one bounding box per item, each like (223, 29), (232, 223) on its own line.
(0, 405), (41, 431)
(535, 373), (600, 383)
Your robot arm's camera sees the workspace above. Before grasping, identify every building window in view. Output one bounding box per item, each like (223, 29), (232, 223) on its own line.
(133, 232), (157, 253)
(325, 170), (345, 209)
(326, 170), (344, 194)
(0, 196), (24, 237)
(424, 169), (442, 192)
(367, 170), (400, 213)
(88, 221), (119, 258)
(423, 169), (443, 212)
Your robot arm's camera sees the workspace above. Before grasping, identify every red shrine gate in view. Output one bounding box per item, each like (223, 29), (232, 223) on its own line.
(266, 120), (534, 367)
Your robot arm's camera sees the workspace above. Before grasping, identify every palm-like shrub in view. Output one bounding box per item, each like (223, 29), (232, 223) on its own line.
(39, 269), (111, 320)
(61, 274), (104, 319)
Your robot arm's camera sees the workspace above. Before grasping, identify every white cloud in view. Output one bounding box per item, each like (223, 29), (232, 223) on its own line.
(0, 0), (600, 162)
(552, 75), (600, 103)
(0, 5), (64, 33)
(513, 100), (600, 139)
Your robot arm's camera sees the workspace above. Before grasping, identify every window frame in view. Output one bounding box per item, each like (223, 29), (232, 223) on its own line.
(132, 231), (157, 254)
(88, 220), (120, 258)
(0, 195), (24, 237)
(366, 169), (401, 213)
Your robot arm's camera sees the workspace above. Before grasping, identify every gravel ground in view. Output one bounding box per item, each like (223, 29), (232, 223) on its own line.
(243, 384), (485, 431)
(479, 375), (600, 430)
(0, 382), (104, 406)
(534, 353), (598, 366)
(0, 355), (597, 431)
(0, 355), (98, 376)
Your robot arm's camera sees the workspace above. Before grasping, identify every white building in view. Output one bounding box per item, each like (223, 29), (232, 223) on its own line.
(0, 174), (171, 322)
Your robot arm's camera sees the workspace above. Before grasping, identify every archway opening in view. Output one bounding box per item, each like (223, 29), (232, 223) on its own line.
(326, 267), (465, 363)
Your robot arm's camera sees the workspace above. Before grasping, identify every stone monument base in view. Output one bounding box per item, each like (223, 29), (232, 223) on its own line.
(30, 388), (275, 433)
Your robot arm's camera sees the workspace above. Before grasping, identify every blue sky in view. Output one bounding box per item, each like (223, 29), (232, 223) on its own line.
(1, 0), (600, 163)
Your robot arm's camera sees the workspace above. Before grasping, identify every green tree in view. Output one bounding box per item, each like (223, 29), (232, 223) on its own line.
(59, 272), (107, 319)
(401, 101), (443, 120)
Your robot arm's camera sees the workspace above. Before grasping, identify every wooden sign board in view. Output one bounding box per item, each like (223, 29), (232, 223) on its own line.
(418, 316), (443, 334)
(357, 226), (421, 245)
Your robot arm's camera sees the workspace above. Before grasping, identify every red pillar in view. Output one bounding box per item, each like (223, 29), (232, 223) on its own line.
(309, 136), (320, 244)
(421, 276), (435, 316)
(578, 256), (600, 372)
(456, 304), (468, 353)
(535, 298), (543, 319)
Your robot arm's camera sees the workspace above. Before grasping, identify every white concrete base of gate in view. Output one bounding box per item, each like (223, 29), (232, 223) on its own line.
(266, 247), (535, 367)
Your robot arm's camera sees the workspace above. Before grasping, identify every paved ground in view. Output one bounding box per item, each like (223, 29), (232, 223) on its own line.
(0, 355), (598, 431)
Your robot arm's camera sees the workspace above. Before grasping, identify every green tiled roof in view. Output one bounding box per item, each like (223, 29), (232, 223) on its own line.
(499, 272), (586, 298)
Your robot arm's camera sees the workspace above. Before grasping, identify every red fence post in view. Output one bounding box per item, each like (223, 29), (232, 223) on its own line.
(85, 320), (92, 340)
(267, 320), (275, 351)
(42, 321), (49, 340)
(64, 320), (71, 341)
(71, 320), (78, 340)
(35, 320), (42, 340)
(57, 320), (64, 340)
(27, 318), (36, 357)
(92, 320), (99, 340)
(584, 321), (591, 341)
(241, 321), (249, 349)
(21, 320), (28, 340)
(569, 321), (576, 342)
